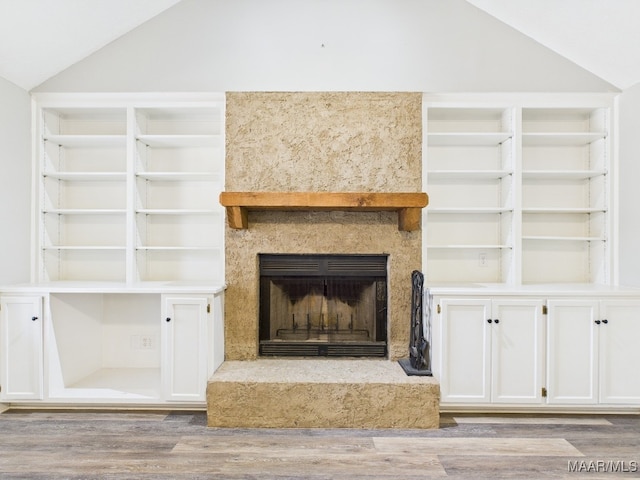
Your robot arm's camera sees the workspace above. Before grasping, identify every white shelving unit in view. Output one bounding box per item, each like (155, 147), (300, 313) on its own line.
(423, 95), (615, 286)
(39, 107), (129, 282)
(424, 95), (636, 413)
(33, 94), (225, 284)
(0, 93), (228, 407)
(521, 107), (609, 284)
(134, 106), (224, 283)
(425, 106), (516, 284)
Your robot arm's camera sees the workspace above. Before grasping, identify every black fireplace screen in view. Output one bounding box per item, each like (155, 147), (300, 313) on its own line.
(259, 254), (388, 357)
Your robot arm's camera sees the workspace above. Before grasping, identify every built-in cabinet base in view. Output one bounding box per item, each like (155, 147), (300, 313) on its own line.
(431, 285), (640, 413)
(0, 283), (224, 407)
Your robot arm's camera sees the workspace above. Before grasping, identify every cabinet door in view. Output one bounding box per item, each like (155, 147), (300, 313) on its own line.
(546, 300), (598, 404)
(490, 299), (545, 403)
(439, 299), (492, 403)
(0, 296), (44, 400)
(162, 295), (209, 402)
(598, 300), (640, 404)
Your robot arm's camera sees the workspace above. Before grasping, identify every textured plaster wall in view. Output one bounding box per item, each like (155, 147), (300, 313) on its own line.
(224, 92), (423, 360)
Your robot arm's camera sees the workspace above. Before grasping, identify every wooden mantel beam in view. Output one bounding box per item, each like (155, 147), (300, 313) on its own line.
(219, 192), (429, 231)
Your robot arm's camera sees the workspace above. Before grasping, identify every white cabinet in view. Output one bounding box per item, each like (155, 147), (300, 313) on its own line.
(547, 299), (640, 405)
(423, 94), (615, 285)
(436, 297), (544, 404)
(0, 295), (43, 400)
(434, 291), (640, 411)
(33, 94), (225, 284)
(0, 287), (225, 406)
(162, 295), (210, 402)
(599, 301), (640, 403)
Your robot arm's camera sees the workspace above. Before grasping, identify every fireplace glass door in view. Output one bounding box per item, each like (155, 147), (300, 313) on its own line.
(259, 254), (388, 357)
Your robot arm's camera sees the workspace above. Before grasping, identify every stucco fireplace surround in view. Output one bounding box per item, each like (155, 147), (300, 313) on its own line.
(207, 92), (440, 429)
(222, 92), (425, 361)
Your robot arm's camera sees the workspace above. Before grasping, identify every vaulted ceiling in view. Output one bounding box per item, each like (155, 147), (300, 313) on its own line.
(0, 0), (638, 91)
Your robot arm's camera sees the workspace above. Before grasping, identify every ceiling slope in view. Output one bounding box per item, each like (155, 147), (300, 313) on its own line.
(466, 0), (640, 90)
(0, 0), (182, 90)
(33, 0), (616, 93)
(1, 0), (634, 92)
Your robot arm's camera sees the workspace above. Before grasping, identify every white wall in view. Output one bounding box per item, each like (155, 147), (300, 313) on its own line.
(0, 77), (31, 284)
(617, 82), (640, 286)
(35, 0), (615, 93)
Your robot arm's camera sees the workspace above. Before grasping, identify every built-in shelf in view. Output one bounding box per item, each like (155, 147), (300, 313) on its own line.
(424, 98), (614, 285)
(428, 170), (513, 179)
(42, 209), (127, 214)
(43, 172), (127, 181)
(522, 132), (607, 146)
(427, 132), (512, 146)
(35, 94), (225, 284)
(523, 170), (607, 179)
(44, 134), (127, 147)
(136, 172), (221, 181)
(428, 207), (512, 214)
(136, 134), (221, 148)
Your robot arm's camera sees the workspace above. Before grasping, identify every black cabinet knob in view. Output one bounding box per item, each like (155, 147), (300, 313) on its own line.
(595, 320), (601, 325)
(31, 316), (38, 321)
(494, 319), (500, 324)
(602, 319), (608, 324)
(166, 317), (171, 322)
(487, 319), (492, 323)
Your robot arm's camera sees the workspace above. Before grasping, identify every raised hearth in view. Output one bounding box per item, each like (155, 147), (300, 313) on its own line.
(207, 359), (440, 428)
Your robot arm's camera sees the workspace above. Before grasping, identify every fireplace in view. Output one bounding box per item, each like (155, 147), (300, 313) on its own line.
(259, 254), (388, 357)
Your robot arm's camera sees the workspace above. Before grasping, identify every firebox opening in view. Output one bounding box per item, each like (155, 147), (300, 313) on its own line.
(259, 254), (388, 357)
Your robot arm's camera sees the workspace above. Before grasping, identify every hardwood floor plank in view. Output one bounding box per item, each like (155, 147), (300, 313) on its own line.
(0, 410), (638, 479)
(438, 455), (587, 479)
(453, 416), (612, 425)
(173, 434), (376, 454)
(373, 437), (584, 456)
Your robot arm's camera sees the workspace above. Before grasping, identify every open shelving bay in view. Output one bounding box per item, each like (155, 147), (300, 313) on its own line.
(423, 95), (615, 286)
(34, 94), (225, 284)
(425, 105), (516, 284)
(4, 93), (228, 406)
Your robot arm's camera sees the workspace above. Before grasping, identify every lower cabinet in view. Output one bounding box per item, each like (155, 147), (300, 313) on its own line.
(162, 295), (210, 402)
(0, 288), (224, 406)
(547, 299), (640, 405)
(0, 295), (44, 401)
(435, 292), (640, 410)
(436, 297), (545, 404)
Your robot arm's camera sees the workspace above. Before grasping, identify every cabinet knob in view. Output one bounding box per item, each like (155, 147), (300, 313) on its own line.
(602, 319), (608, 324)
(487, 319), (492, 324)
(494, 319), (500, 324)
(31, 316), (38, 321)
(595, 320), (601, 325)
(166, 317), (171, 322)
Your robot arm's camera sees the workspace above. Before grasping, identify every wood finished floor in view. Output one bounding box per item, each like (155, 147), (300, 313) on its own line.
(0, 410), (638, 479)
